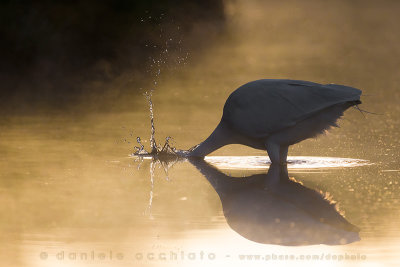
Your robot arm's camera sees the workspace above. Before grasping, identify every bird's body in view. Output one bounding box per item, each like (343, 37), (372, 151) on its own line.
(186, 79), (362, 163)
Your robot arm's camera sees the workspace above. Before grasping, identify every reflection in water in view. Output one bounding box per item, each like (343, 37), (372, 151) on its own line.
(189, 159), (360, 245)
(145, 160), (156, 218)
(138, 156), (183, 217)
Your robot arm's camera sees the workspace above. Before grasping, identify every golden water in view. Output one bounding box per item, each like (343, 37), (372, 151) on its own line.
(1, 0), (400, 266)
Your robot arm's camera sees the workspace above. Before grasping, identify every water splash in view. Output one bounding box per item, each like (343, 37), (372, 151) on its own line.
(132, 19), (189, 160)
(133, 130), (181, 159)
(146, 91), (157, 154)
(132, 71), (188, 159)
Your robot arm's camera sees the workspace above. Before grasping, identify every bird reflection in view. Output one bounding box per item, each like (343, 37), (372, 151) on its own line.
(189, 159), (360, 246)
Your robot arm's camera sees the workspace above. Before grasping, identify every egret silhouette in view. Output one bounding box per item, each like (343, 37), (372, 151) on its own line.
(189, 159), (360, 245)
(182, 79), (362, 164)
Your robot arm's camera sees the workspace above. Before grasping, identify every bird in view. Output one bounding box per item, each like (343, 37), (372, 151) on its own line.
(179, 79), (362, 164)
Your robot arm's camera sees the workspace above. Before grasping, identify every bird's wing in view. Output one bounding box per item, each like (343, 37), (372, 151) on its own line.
(274, 81), (362, 121)
(223, 80), (362, 138)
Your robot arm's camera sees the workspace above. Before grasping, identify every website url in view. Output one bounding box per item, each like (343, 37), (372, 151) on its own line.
(238, 253), (367, 261)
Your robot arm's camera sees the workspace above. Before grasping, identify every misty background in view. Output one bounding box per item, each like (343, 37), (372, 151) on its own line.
(1, 0), (399, 118)
(0, 0), (225, 113)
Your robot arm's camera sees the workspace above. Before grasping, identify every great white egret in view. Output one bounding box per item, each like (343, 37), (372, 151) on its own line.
(181, 79), (362, 164)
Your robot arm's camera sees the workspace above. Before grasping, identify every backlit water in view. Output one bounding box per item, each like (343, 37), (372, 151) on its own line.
(1, 0), (400, 266)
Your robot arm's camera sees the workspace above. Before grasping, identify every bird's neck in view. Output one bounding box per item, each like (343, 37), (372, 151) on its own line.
(188, 121), (231, 157)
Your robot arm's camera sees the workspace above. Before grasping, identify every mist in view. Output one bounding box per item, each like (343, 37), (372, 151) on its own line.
(0, 0), (225, 113)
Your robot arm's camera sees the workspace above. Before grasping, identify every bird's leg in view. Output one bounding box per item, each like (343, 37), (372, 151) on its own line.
(266, 141), (288, 165)
(279, 145), (288, 165)
(265, 141), (280, 164)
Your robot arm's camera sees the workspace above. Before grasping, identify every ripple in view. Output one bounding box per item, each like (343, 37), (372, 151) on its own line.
(205, 156), (371, 170)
